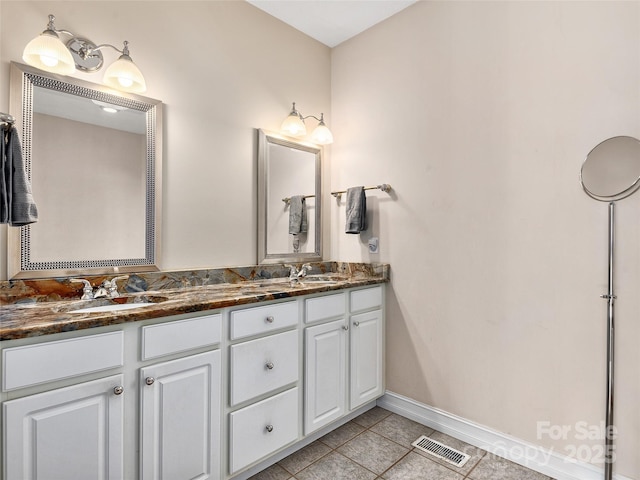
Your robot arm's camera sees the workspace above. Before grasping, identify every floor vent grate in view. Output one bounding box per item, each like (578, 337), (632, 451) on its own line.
(411, 435), (471, 468)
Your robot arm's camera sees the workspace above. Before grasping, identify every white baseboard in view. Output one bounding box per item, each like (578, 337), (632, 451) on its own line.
(377, 391), (634, 480)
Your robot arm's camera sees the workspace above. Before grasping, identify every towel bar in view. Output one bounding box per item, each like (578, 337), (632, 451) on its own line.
(282, 194), (316, 205)
(331, 184), (391, 198)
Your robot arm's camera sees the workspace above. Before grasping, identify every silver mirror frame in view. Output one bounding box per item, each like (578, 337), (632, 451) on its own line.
(257, 129), (322, 264)
(8, 62), (162, 279)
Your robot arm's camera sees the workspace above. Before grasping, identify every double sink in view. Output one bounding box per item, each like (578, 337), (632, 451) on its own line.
(66, 274), (347, 314)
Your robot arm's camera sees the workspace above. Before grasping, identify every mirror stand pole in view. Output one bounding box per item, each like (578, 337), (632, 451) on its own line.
(603, 202), (615, 480)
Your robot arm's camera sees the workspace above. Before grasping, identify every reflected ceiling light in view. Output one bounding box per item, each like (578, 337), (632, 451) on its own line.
(22, 14), (146, 93)
(281, 102), (333, 145)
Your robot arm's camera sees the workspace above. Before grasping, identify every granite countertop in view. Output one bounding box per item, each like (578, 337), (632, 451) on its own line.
(1, 263), (388, 341)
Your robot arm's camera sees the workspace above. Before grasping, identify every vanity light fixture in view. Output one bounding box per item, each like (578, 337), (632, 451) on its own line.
(281, 102), (334, 145)
(22, 14), (146, 93)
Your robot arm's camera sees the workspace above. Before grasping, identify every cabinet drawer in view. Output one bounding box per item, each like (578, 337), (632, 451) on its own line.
(230, 330), (298, 406)
(230, 301), (298, 340)
(305, 292), (346, 324)
(229, 387), (299, 473)
(141, 313), (222, 360)
(2, 331), (124, 391)
(350, 286), (383, 313)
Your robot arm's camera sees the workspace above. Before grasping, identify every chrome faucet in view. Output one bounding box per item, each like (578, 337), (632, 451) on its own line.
(285, 263), (312, 283)
(104, 275), (129, 298)
(70, 278), (94, 300)
(70, 275), (129, 300)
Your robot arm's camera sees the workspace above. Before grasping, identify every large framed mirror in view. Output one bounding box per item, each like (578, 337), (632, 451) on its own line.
(257, 129), (322, 264)
(8, 62), (162, 279)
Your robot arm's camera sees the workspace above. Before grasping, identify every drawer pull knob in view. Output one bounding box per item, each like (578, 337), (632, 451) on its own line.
(265, 316), (275, 323)
(145, 377), (155, 386)
(353, 321), (360, 327)
(265, 362), (275, 370)
(265, 425), (274, 433)
(113, 386), (124, 395)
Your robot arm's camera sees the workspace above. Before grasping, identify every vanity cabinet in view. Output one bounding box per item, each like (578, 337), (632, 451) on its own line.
(304, 293), (348, 434)
(349, 286), (384, 410)
(139, 314), (222, 480)
(227, 301), (300, 475)
(140, 351), (221, 480)
(1, 282), (385, 480)
(2, 332), (126, 480)
(303, 286), (384, 435)
(4, 375), (124, 480)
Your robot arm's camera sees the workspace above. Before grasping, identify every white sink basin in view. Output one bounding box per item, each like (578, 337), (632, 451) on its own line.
(69, 302), (155, 314)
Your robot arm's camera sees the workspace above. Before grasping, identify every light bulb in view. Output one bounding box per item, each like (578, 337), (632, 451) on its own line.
(103, 51), (146, 93)
(39, 54), (59, 67)
(118, 77), (134, 88)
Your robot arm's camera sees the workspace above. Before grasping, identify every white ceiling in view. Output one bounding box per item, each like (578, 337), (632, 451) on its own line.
(247, 0), (418, 48)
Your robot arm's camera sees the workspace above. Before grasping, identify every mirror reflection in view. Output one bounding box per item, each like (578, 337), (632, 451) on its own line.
(581, 136), (640, 201)
(258, 130), (321, 264)
(9, 62), (162, 279)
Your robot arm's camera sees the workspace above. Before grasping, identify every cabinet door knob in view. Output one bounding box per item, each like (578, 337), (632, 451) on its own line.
(265, 424), (274, 433)
(265, 362), (274, 370)
(342, 325), (349, 331)
(265, 316), (274, 323)
(113, 386), (124, 395)
(353, 321), (360, 327)
(145, 377), (155, 386)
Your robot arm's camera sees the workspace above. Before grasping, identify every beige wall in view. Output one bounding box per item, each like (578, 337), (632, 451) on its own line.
(331, 1), (639, 477)
(0, 0), (331, 278)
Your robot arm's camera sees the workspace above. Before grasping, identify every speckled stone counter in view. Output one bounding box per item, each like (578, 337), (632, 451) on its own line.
(0, 262), (388, 340)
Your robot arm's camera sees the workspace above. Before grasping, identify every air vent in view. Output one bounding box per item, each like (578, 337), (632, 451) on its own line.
(411, 435), (470, 468)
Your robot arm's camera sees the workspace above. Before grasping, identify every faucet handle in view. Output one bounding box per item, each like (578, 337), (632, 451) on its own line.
(70, 278), (94, 300)
(106, 275), (129, 298)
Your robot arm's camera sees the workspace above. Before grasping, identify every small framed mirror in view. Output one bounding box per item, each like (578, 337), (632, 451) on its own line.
(257, 129), (322, 264)
(8, 62), (162, 279)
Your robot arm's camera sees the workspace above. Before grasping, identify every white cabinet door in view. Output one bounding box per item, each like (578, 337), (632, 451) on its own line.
(304, 319), (347, 434)
(3, 374), (124, 480)
(350, 310), (384, 410)
(140, 350), (221, 480)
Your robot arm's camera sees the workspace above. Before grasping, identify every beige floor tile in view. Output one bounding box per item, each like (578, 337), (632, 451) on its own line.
(370, 413), (434, 448)
(247, 462), (293, 480)
(352, 406), (393, 428)
(319, 420), (365, 449)
(337, 430), (409, 475)
(277, 440), (330, 475)
(381, 451), (465, 480)
(295, 451), (377, 480)
(467, 453), (551, 480)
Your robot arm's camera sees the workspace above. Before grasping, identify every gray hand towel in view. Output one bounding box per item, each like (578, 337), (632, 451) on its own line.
(288, 195), (308, 234)
(345, 186), (367, 234)
(1, 125), (9, 224)
(3, 126), (38, 226)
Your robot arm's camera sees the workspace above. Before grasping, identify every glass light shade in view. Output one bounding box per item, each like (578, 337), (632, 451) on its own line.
(281, 114), (307, 137)
(103, 55), (146, 93)
(311, 123), (334, 145)
(22, 32), (75, 75)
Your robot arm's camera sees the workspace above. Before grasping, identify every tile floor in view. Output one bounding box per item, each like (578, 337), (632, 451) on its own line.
(249, 407), (555, 480)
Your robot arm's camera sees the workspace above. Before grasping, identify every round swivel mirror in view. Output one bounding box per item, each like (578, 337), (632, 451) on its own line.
(580, 136), (640, 201)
